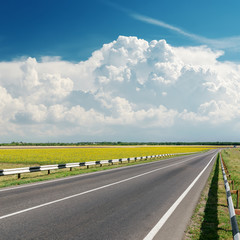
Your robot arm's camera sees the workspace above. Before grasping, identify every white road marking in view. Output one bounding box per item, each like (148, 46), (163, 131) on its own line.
(0, 154), (205, 220)
(143, 153), (217, 240)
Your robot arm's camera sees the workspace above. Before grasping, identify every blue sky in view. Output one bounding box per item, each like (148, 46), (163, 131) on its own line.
(1, 0), (240, 143)
(1, 0), (240, 62)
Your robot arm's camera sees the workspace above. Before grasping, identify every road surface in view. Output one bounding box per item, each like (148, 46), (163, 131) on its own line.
(0, 150), (218, 240)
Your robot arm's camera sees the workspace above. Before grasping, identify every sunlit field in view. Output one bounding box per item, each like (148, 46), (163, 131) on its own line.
(0, 146), (213, 167)
(0, 145), (216, 188)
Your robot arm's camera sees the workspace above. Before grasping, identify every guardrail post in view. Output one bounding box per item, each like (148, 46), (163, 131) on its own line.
(231, 190), (239, 209)
(236, 190), (239, 209)
(238, 190), (239, 209)
(229, 180), (234, 190)
(236, 190), (239, 210)
(70, 167), (72, 171)
(48, 170), (50, 175)
(18, 173), (21, 179)
(235, 188), (240, 215)
(224, 165), (229, 174)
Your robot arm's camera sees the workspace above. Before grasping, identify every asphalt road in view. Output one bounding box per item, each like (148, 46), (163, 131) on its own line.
(0, 150), (218, 240)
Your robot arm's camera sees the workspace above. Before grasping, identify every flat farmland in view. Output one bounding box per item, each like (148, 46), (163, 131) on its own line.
(0, 145), (214, 188)
(0, 146), (212, 167)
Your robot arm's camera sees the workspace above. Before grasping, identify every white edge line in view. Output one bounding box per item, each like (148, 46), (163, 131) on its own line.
(0, 154), (208, 220)
(0, 152), (208, 193)
(143, 153), (217, 240)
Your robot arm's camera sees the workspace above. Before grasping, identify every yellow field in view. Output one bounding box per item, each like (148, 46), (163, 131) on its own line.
(0, 146), (213, 166)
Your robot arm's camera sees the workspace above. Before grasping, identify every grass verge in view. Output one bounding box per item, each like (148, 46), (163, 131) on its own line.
(221, 148), (240, 211)
(184, 151), (240, 239)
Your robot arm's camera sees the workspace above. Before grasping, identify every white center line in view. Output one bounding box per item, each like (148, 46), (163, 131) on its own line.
(0, 154), (203, 220)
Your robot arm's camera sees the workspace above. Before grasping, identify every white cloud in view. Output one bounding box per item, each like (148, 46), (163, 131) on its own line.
(1, 36), (240, 141)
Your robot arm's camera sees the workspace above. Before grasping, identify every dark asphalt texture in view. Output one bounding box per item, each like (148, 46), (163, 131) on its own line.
(0, 150), (218, 240)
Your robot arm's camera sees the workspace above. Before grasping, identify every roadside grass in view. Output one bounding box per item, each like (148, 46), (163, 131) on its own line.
(0, 154), (188, 188)
(184, 152), (240, 240)
(221, 148), (240, 211)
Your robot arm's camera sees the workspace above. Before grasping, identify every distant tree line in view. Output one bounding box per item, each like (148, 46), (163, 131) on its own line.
(0, 141), (239, 146)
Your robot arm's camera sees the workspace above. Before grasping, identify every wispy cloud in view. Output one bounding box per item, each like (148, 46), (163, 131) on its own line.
(131, 13), (207, 43)
(131, 13), (240, 51)
(103, 1), (240, 51)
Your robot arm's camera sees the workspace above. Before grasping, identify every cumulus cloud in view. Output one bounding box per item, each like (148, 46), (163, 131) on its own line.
(1, 35), (240, 141)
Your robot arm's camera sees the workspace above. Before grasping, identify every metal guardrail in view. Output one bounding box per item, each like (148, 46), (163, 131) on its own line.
(0, 152), (196, 178)
(220, 153), (240, 240)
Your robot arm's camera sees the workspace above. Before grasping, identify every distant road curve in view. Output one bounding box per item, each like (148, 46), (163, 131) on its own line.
(0, 150), (218, 240)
